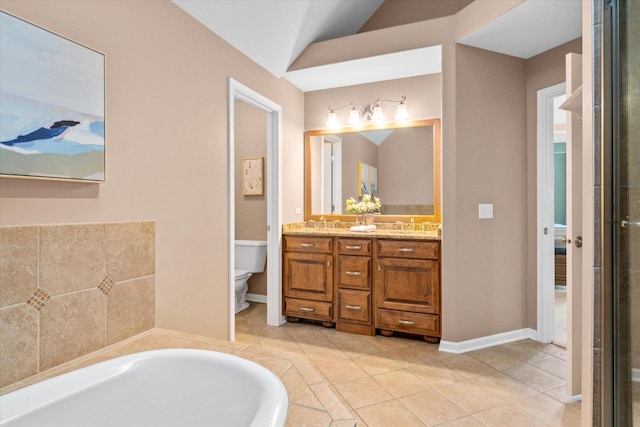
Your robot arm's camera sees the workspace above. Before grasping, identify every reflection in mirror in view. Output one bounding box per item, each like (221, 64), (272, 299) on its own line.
(305, 119), (441, 223)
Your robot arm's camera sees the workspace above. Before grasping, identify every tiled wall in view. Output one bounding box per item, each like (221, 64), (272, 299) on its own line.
(0, 221), (155, 388)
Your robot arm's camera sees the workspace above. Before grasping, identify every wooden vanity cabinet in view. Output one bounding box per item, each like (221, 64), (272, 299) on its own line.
(283, 236), (334, 326)
(374, 239), (441, 343)
(336, 238), (374, 335)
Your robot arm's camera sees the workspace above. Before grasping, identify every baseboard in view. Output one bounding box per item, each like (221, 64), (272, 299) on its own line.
(246, 293), (267, 304)
(439, 328), (537, 354)
(633, 368), (640, 383)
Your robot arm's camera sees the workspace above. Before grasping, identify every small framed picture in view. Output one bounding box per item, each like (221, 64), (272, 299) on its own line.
(242, 157), (264, 196)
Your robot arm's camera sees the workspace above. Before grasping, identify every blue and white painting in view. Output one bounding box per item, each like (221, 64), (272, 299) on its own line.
(0, 11), (105, 182)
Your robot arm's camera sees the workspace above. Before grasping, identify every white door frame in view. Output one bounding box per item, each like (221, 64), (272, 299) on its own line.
(536, 82), (566, 343)
(228, 78), (286, 341)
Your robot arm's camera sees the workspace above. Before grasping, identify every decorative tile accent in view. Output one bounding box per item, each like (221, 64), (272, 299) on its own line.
(26, 288), (51, 311)
(98, 276), (114, 295)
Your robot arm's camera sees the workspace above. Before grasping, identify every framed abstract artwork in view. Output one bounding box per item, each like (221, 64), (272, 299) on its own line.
(0, 11), (105, 182)
(242, 157), (264, 196)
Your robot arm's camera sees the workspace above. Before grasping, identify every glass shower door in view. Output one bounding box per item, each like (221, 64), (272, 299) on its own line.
(611, 0), (639, 424)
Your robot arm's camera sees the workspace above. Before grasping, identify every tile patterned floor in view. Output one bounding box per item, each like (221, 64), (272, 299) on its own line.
(235, 303), (582, 426)
(2, 302), (583, 426)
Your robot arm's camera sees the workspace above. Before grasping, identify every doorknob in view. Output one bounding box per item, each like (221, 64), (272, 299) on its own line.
(562, 236), (571, 245)
(575, 236), (583, 248)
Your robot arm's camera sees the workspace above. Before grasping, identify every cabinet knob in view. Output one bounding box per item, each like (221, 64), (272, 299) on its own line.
(300, 243), (315, 248)
(299, 307), (314, 312)
(345, 305), (362, 310)
(345, 271), (362, 276)
(399, 248), (416, 253)
(398, 320), (416, 326)
(345, 245), (362, 250)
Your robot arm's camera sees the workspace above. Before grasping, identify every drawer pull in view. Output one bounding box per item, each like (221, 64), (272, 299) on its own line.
(345, 271), (362, 276)
(398, 320), (416, 326)
(399, 248), (416, 253)
(300, 243), (315, 248)
(299, 307), (314, 312)
(346, 245), (362, 250)
(346, 305), (362, 310)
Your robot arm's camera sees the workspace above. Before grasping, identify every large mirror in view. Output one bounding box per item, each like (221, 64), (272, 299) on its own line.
(305, 118), (441, 223)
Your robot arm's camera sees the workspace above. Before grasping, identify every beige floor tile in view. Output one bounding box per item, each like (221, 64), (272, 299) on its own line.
(400, 389), (468, 425)
(350, 410), (368, 427)
(543, 385), (581, 405)
(474, 372), (539, 402)
(235, 350), (292, 377)
(333, 376), (394, 409)
(310, 383), (353, 420)
(437, 416), (486, 426)
(326, 333), (381, 358)
(443, 354), (499, 379)
(280, 366), (325, 410)
(474, 404), (546, 427)
(504, 362), (566, 392)
(515, 393), (581, 427)
(407, 362), (467, 388)
(356, 399), (426, 427)
(436, 377), (513, 413)
(468, 346), (524, 371)
(373, 369), (431, 398)
(502, 340), (559, 363)
(530, 356), (567, 380)
(382, 345), (441, 368)
(316, 358), (368, 384)
(285, 403), (332, 427)
(353, 353), (403, 376)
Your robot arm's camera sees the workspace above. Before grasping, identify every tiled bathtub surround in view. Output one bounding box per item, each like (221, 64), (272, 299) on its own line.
(0, 221), (155, 388)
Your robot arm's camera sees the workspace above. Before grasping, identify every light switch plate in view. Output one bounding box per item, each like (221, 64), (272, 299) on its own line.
(479, 203), (493, 219)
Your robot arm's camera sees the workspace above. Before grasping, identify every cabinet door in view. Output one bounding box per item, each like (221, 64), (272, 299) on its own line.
(375, 258), (440, 314)
(283, 252), (333, 301)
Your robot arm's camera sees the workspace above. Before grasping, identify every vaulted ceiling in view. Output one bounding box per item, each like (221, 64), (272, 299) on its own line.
(173, 0), (582, 92)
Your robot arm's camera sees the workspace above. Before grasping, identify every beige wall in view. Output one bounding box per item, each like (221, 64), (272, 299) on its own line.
(234, 101), (268, 295)
(524, 38), (582, 329)
(443, 44), (527, 341)
(0, 1), (304, 339)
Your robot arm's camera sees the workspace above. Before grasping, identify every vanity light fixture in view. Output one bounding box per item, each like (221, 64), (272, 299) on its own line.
(326, 96), (409, 128)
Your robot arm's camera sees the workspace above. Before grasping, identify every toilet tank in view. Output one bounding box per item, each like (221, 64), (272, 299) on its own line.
(235, 240), (267, 273)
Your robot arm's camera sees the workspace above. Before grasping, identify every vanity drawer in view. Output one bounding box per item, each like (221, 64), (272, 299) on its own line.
(338, 289), (371, 324)
(337, 238), (372, 255)
(337, 255), (371, 290)
(376, 309), (440, 336)
(377, 239), (440, 260)
(284, 236), (333, 253)
(285, 298), (333, 322)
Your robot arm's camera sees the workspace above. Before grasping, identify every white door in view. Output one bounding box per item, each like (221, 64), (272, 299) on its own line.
(563, 53), (583, 396)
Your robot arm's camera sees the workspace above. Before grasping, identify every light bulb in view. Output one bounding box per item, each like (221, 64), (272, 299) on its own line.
(348, 108), (362, 126)
(371, 105), (385, 122)
(326, 111), (339, 128)
(395, 103), (409, 120)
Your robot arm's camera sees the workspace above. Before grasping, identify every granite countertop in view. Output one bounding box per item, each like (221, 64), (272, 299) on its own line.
(282, 222), (441, 241)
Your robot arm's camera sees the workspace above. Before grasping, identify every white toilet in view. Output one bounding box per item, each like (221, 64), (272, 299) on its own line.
(234, 240), (267, 314)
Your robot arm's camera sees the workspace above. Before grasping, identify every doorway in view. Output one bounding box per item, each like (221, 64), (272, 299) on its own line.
(228, 78), (285, 341)
(537, 82), (567, 346)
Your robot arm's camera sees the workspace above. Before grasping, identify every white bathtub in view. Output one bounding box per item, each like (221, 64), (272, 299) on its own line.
(0, 349), (288, 427)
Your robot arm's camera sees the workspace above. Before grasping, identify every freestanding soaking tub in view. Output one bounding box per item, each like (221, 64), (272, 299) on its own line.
(0, 349), (288, 427)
